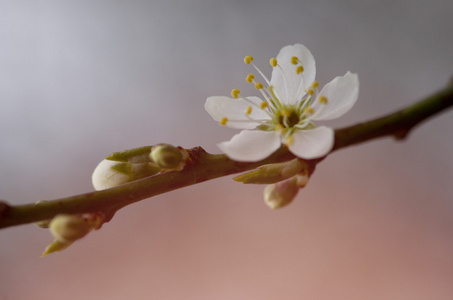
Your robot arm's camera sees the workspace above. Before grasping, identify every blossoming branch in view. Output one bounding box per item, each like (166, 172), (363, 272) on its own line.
(0, 44), (452, 256)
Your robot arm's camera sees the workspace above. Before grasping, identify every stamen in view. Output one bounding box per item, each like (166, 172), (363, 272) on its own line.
(260, 102), (268, 109)
(306, 89), (314, 96)
(281, 109), (290, 117)
(231, 89), (240, 98)
(304, 107), (314, 115)
(244, 56), (253, 64)
(269, 58), (277, 67)
(290, 56), (298, 65)
(245, 106), (252, 115)
(254, 82), (263, 89)
(296, 66), (304, 74)
(311, 81), (319, 89)
(275, 64), (290, 101)
(219, 117), (228, 125)
(245, 74), (254, 83)
(267, 85), (281, 110)
(318, 96), (328, 104)
(250, 62), (271, 86)
(275, 124), (284, 132)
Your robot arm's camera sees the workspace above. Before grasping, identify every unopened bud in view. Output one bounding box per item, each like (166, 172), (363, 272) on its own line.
(49, 214), (96, 244)
(234, 159), (306, 184)
(263, 176), (299, 210)
(149, 144), (186, 170)
(92, 159), (160, 190)
(41, 239), (72, 257)
(42, 213), (104, 256)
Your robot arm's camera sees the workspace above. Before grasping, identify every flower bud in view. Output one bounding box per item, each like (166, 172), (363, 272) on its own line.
(41, 239), (72, 257)
(41, 213), (104, 256)
(263, 176), (299, 209)
(92, 159), (160, 190)
(234, 159), (306, 184)
(149, 144), (186, 170)
(49, 214), (96, 244)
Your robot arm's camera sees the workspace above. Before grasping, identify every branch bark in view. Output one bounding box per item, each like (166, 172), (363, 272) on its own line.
(1, 83), (452, 229)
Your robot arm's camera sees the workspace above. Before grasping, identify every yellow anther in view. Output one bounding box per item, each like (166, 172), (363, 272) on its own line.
(244, 56), (253, 64)
(290, 56), (298, 65)
(254, 82), (263, 89)
(260, 102), (268, 109)
(245, 106), (252, 115)
(281, 109), (290, 117)
(304, 107), (314, 115)
(246, 74), (255, 83)
(296, 66), (304, 74)
(275, 124), (285, 132)
(231, 89), (240, 98)
(269, 58), (277, 67)
(318, 96), (328, 104)
(311, 81), (319, 89)
(219, 117), (228, 125)
(285, 136), (294, 146)
(306, 89), (314, 96)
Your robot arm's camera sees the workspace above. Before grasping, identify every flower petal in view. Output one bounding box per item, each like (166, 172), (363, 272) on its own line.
(205, 96), (270, 129)
(313, 72), (359, 121)
(270, 44), (316, 105)
(288, 126), (334, 159)
(218, 130), (281, 162)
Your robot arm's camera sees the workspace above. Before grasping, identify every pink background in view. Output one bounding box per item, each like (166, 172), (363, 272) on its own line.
(1, 1), (453, 299)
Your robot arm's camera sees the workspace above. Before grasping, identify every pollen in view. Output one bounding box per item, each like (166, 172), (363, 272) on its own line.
(304, 107), (314, 115)
(306, 89), (314, 96)
(296, 66), (304, 74)
(231, 89), (240, 98)
(246, 74), (255, 83)
(245, 106), (252, 115)
(318, 96), (328, 104)
(311, 81), (319, 89)
(254, 82), (263, 89)
(219, 117), (228, 125)
(260, 102), (268, 109)
(244, 56), (253, 64)
(290, 56), (298, 65)
(269, 58), (277, 67)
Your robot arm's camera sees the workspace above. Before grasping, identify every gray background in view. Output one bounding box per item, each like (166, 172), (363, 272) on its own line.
(1, 0), (453, 299)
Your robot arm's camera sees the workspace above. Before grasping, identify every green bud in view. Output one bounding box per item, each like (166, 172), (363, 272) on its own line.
(149, 144), (186, 170)
(105, 146), (152, 163)
(92, 159), (160, 190)
(234, 159), (306, 184)
(49, 214), (95, 244)
(263, 176), (299, 209)
(42, 213), (104, 256)
(41, 239), (72, 257)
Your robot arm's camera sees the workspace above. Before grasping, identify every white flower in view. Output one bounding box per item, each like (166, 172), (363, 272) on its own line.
(205, 44), (359, 162)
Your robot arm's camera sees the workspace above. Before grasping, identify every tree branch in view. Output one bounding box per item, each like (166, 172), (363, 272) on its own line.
(1, 83), (452, 229)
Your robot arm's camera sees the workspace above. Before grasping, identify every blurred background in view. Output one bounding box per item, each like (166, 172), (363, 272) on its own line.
(1, 0), (453, 299)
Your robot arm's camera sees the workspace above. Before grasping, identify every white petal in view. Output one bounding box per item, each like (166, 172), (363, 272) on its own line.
(313, 72), (359, 121)
(205, 96), (270, 129)
(288, 126), (334, 159)
(270, 44), (316, 105)
(218, 130), (281, 162)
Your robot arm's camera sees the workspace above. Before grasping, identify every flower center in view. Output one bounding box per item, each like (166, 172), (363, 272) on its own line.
(218, 53), (328, 135)
(277, 108), (300, 128)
